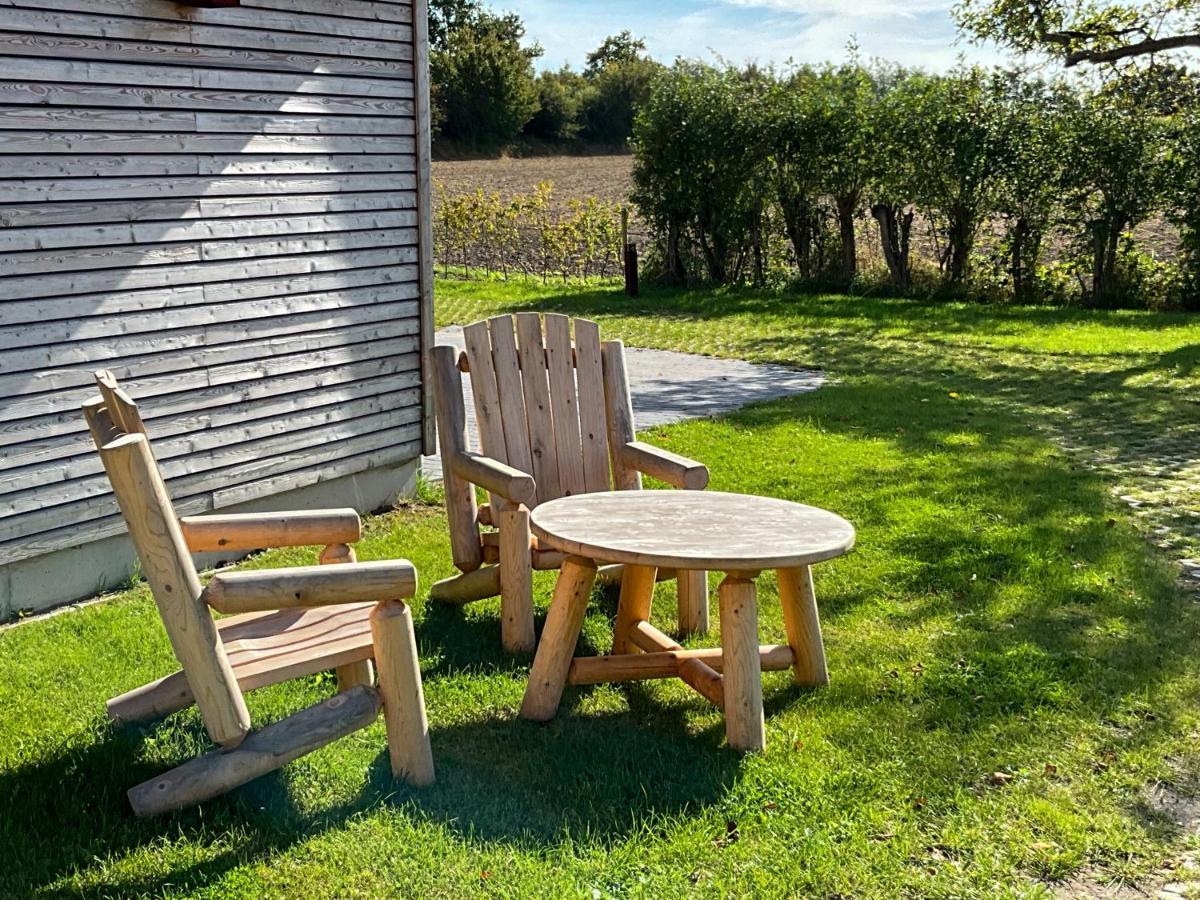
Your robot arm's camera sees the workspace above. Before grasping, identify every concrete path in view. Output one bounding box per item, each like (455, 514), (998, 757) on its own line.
(422, 325), (825, 481)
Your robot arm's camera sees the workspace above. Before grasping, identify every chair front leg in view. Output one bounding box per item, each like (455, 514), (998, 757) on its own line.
(677, 570), (709, 636)
(321, 543), (376, 692)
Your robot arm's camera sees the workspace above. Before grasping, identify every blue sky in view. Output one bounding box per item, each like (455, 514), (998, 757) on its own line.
(513, 0), (1014, 73)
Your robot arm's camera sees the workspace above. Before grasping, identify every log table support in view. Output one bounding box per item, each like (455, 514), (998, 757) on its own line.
(520, 557), (597, 721)
(718, 574), (766, 752)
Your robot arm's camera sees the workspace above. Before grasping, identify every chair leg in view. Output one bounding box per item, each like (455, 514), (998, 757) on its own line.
(520, 557), (597, 721)
(336, 660), (375, 692)
(499, 506), (536, 653)
(777, 566), (829, 687)
(370, 600), (435, 786)
(719, 574), (765, 752)
(677, 569), (709, 636)
(612, 564), (657, 655)
(430, 565), (501, 605)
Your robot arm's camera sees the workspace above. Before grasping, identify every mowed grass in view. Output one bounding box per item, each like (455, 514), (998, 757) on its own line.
(3, 280), (1200, 897)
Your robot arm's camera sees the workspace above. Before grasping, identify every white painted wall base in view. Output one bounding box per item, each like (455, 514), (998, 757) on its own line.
(0, 458), (418, 622)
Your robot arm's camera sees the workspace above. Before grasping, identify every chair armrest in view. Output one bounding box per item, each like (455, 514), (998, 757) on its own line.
(179, 510), (361, 553)
(620, 441), (709, 490)
(448, 451), (536, 506)
(203, 560), (416, 615)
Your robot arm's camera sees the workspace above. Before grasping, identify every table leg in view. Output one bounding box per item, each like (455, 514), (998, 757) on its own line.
(677, 569), (709, 636)
(520, 556), (598, 722)
(718, 574), (765, 751)
(777, 566), (829, 687)
(612, 564), (657, 655)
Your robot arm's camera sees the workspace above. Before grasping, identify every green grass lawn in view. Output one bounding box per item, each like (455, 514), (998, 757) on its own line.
(3, 280), (1200, 897)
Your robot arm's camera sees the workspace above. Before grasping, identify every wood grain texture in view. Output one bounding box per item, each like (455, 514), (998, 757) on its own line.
(97, 433), (250, 749)
(370, 599), (435, 785)
(574, 320), (611, 494)
(543, 314), (586, 497)
(718, 575), (765, 752)
(498, 505), (536, 653)
(515, 313), (561, 502)
(520, 557), (597, 721)
(530, 491), (856, 572)
(777, 565), (830, 687)
(203, 560), (418, 615)
(431, 344), (483, 572)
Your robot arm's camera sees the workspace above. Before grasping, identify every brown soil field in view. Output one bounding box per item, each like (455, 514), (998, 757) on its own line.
(431, 155), (634, 211)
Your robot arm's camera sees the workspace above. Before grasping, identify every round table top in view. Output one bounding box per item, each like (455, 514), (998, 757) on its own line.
(530, 490), (855, 572)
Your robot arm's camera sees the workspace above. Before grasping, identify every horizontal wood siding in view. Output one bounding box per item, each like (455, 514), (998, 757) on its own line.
(0, 0), (427, 567)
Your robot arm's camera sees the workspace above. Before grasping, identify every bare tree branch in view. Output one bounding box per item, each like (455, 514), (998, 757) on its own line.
(1064, 32), (1200, 64)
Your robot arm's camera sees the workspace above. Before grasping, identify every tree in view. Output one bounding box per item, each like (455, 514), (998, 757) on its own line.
(767, 67), (835, 278)
(988, 72), (1072, 303)
(883, 68), (1008, 286)
(431, 11), (541, 149)
(585, 30), (647, 73)
(1062, 75), (1172, 305)
(632, 63), (761, 283)
(815, 64), (876, 281)
(428, 0), (483, 53)
(579, 32), (661, 145)
(525, 67), (588, 143)
(866, 64), (920, 289)
(955, 0), (1200, 66)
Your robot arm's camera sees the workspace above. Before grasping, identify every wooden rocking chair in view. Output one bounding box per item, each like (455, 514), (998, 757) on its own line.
(84, 372), (434, 817)
(429, 313), (711, 652)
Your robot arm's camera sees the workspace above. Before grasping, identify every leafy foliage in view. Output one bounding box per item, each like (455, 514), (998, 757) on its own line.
(955, 0), (1200, 66)
(430, 10), (541, 150)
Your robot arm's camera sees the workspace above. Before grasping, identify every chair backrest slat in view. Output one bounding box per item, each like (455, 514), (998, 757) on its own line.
(85, 376), (250, 749)
(574, 319), (613, 494)
(453, 315), (628, 513)
(514, 312), (561, 503)
(601, 339), (642, 491)
(463, 320), (509, 508)
(543, 314), (586, 497)
(486, 315), (536, 498)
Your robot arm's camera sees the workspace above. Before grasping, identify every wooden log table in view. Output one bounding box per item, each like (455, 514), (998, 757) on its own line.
(519, 490), (855, 751)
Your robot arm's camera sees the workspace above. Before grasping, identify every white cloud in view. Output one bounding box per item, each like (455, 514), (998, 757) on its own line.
(516, 0), (1013, 73)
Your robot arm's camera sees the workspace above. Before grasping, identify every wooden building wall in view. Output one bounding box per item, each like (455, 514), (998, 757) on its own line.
(0, 0), (433, 581)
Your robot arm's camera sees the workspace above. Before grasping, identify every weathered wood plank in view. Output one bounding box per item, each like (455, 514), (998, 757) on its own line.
(0, 13), (414, 74)
(0, 81), (414, 117)
(0, 321), (420, 403)
(0, 298), (419, 373)
(0, 436), (423, 566)
(0, 409), (424, 539)
(0, 386), (419, 498)
(0, 0), (414, 46)
(0, 56), (414, 99)
(0, 190), (416, 230)
(0, 354), (420, 449)
(0, 246), (418, 299)
(0, 131), (415, 155)
(0, 262), (413, 323)
(0, 153), (413, 180)
(0, 208), (418, 253)
(0, 173), (416, 204)
(0, 285), (418, 351)
(1, 376), (421, 478)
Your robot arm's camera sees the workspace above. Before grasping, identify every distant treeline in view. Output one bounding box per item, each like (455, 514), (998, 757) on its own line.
(429, 0), (657, 151)
(631, 61), (1200, 310)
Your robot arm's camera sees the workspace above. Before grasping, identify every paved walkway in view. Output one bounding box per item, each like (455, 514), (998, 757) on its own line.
(422, 325), (826, 481)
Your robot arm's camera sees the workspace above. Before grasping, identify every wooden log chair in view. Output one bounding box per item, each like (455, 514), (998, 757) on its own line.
(430, 312), (711, 652)
(83, 372), (434, 817)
